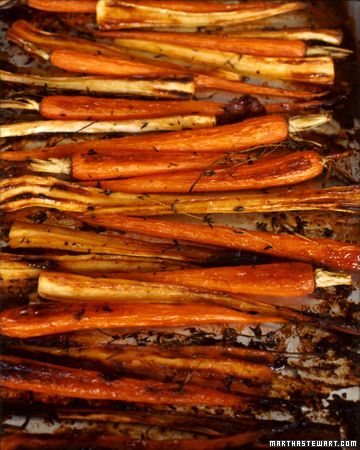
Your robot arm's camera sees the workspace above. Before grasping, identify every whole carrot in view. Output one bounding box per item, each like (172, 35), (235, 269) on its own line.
(0, 114), (289, 161)
(40, 95), (223, 121)
(0, 303), (282, 338)
(81, 215), (360, 271)
(50, 49), (187, 78)
(99, 151), (323, 193)
(118, 262), (317, 298)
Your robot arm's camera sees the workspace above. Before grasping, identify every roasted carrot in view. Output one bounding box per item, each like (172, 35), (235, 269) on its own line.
(40, 96), (322, 121)
(0, 303), (283, 338)
(99, 151), (324, 193)
(86, 215), (360, 271)
(0, 355), (246, 407)
(98, 31), (307, 58)
(71, 151), (237, 180)
(120, 262), (316, 298)
(27, 0), (97, 13)
(7, 20), (125, 58)
(96, 1), (306, 30)
(50, 49), (187, 78)
(195, 74), (328, 99)
(0, 114), (288, 161)
(1, 430), (265, 450)
(39, 96), (223, 121)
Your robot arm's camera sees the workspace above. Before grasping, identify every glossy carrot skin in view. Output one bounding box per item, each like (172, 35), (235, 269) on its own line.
(28, 0), (97, 13)
(72, 151), (233, 180)
(86, 215), (360, 272)
(124, 263), (316, 297)
(100, 31), (306, 58)
(195, 75), (327, 99)
(0, 355), (245, 407)
(50, 49), (187, 78)
(0, 303), (276, 338)
(0, 115), (288, 161)
(40, 96), (223, 121)
(75, 114), (288, 154)
(100, 151), (323, 193)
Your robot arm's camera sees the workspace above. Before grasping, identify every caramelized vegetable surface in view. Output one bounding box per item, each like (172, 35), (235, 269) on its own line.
(82, 215), (360, 271)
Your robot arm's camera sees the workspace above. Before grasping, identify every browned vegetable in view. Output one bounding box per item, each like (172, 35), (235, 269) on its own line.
(84, 215), (360, 271)
(39, 95), (223, 120)
(0, 355), (247, 407)
(96, 1), (306, 30)
(99, 151), (324, 193)
(97, 30), (307, 58)
(0, 303), (284, 338)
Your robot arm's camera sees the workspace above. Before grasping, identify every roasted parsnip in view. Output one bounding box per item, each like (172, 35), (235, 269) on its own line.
(230, 28), (343, 46)
(0, 115), (215, 138)
(0, 70), (195, 99)
(96, 1), (306, 30)
(113, 38), (334, 84)
(7, 222), (213, 264)
(1, 176), (358, 215)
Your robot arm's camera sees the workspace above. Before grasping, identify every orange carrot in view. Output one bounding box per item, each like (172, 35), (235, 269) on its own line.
(0, 303), (279, 338)
(0, 355), (246, 407)
(99, 151), (323, 193)
(195, 74), (328, 99)
(40, 96), (223, 121)
(72, 151), (236, 180)
(0, 114), (288, 161)
(83, 215), (360, 272)
(99, 31), (307, 58)
(28, 0), (97, 13)
(122, 262), (316, 297)
(50, 49), (187, 78)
